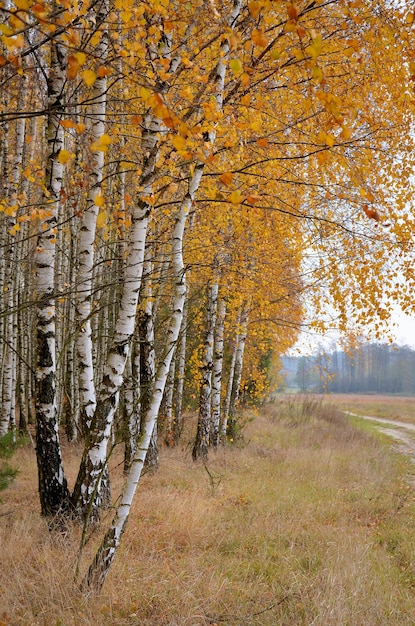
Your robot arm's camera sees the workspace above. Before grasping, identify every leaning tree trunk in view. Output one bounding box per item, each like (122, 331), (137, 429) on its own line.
(34, 20), (70, 517)
(71, 197), (151, 523)
(83, 157), (204, 593)
(72, 17), (179, 522)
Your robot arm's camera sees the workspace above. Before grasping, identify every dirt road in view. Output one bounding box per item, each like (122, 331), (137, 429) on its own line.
(347, 411), (415, 465)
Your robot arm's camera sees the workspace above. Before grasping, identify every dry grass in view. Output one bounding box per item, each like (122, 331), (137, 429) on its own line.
(2, 399), (415, 625)
(326, 393), (415, 423)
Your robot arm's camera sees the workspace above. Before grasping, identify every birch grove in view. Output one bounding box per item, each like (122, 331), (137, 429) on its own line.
(1, 0), (415, 592)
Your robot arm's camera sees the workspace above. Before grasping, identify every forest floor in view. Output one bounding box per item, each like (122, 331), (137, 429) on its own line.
(2, 395), (415, 625)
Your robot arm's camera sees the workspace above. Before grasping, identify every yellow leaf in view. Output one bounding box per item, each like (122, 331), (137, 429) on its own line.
(139, 86), (151, 101)
(312, 65), (324, 83)
(0, 25), (13, 36)
(229, 190), (243, 205)
(252, 29), (268, 47)
(241, 73), (250, 88)
(248, 1), (261, 17)
(14, 0), (31, 9)
(8, 223), (20, 235)
(284, 21), (297, 33)
(250, 120), (261, 132)
(75, 52), (87, 66)
(97, 65), (111, 77)
(58, 149), (72, 165)
(96, 211), (107, 228)
(341, 125), (352, 140)
(219, 172), (233, 186)
(90, 134), (112, 152)
(325, 133), (335, 147)
(229, 58), (242, 75)
(247, 194), (260, 204)
(317, 151), (328, 166)
(82, 69), (97, 87)
(5, 205), (17, 216)
(67, 55), (79, 79)
(172, 135), (186, 151)
(60, 120), (76, 129)
(287, 4), (299, 19)
(94, 195), (105, 207)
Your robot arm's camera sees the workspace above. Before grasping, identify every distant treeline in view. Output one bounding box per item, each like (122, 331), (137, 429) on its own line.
(281, 343), (415, 395)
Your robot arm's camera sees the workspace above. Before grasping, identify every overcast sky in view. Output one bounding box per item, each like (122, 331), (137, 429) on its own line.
(288, 308), (415, 356)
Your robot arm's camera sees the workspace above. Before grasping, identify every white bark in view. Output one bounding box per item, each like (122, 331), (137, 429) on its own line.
(225, 301), (250, 441)
(71, 199), (150, 521)
(192, 281), (219, 460)
(163, 354), (176, 445)
(35, 18), (70, 516)
(222, 323), (238, 441)
(173, 297), (188, 443)
(84, 161), (204, 592)
(76, 0), (108, 435)
(72, 12), (177, 520)
(211, 296), (226, 447)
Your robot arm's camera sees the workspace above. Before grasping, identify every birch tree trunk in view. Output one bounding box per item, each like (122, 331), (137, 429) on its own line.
(123, 330), (140, 473)
(72, 15), (178, 521)
(71, 199), (151, 522)
(71, 112), (160, 522)
(211, 296), (226, 448)
(163, 355), (176, 445)
(83, 162), (204, 592)
(139, 253), (158, 470)
(35, 22), (70, 517)
(75, 0), (108, 438)
(192, 282), (218, 460)
(172, 300), (188, 444)
(225, 301), (250, 442)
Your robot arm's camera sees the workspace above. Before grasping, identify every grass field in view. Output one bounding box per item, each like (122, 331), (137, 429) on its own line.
(327, 393), (415, 423)
(2, 397), (415, 625)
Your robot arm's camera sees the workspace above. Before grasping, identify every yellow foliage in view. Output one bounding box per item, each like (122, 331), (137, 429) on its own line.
(82, 69), (97, 87)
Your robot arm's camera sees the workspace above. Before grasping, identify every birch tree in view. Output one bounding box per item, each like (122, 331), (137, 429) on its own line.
(34, 11), (70, 516)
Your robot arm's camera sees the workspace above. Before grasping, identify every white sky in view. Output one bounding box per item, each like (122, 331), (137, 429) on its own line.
(288, 307), (415, 356)
(390, 310), (415, 348)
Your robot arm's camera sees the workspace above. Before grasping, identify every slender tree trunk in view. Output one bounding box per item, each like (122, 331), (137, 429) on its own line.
(35, 19), (70, 517)
(211, 296), (226, 447)
(71, 199), (151, 522)
(172, 299), (188, 444)
(139, 253), (158, 471)
(83, 160), (204, 592)
(163, 355), (176, 445)
(123, 330), (141, 473)
(225, 301), (250, 441)
(192, 282), (218, 460)
(75, 0), (108, 438)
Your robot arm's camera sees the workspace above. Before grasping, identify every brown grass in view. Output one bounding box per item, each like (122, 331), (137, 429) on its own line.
(2, 399), (415, 625)
(325, 393), (415, 423)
